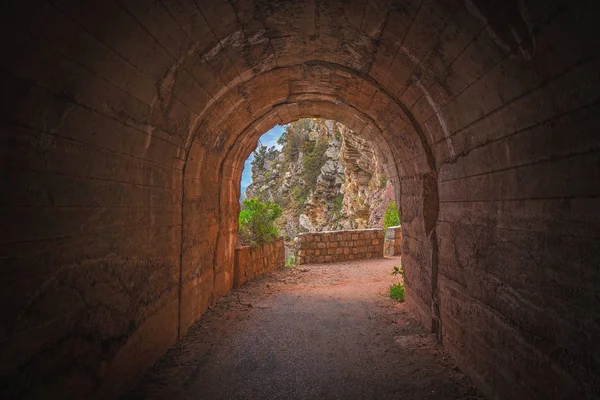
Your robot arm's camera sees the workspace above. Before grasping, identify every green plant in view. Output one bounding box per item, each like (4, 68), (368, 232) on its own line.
(383, 201), (401, 232)
(251, 144), (268, 169)
(389, 283), (405, 302)
(332, 193), (344, 215)
(285, 255), (295, 267)
(238, 198), (282, 246)
(251, 143), (278, 171)
(301, 137), (329, 187)
(378, 173), (388, 189)
(292, 186), (309, 209)
(302, 118), (311, 131)
(390, 265), (405, 301)
(280, 124), (304, 163)
(391, 265), (404, 277)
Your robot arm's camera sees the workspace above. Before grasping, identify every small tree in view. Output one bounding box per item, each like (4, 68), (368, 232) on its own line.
(389, 265), (405, 302)
(238, 198), (282, 246)
(383, 201), (401, 232)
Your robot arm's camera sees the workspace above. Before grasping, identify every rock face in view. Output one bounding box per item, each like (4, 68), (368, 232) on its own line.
(245, 119), (395, 251)
(338, 123), (395, 229)
(4, 2), (599, 399)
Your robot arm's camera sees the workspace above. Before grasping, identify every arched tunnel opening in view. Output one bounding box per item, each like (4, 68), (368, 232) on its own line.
(237, 118), (401, 252)
(1, 0), (599, 399)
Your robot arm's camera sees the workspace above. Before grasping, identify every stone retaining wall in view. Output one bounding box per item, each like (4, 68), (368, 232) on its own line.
(384, 226), (402, 256)
(233, 238), (285, 287)
(296, 229), (384, 265)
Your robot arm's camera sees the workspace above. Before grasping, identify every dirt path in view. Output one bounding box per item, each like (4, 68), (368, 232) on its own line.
(125, 257), (484, 400)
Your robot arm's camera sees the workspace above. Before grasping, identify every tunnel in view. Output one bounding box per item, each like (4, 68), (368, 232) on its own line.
(1, 0), (599, 398)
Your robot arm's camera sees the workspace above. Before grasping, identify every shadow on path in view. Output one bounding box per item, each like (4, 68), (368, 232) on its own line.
(125, 256), (483, 400)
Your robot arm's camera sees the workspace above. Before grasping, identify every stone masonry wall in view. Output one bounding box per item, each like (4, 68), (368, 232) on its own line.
(296, 229), (384, 265)
(384, 226), (402, 256)
(233, 238), (285, 288)
(2, 1), (599, 399)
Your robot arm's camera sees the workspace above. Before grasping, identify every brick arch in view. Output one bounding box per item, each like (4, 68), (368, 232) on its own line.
(180, 92), (429, 334)
(178, 59), (442, 340)
(1, 0), (599, 399)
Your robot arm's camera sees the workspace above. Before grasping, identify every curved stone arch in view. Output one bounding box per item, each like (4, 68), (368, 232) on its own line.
(177, 58), (445, 347)
(222, 101), (400, 204)
(179, 93), (427, 331)
(182, 61), (437, 180)
(1, 1), (598, 398)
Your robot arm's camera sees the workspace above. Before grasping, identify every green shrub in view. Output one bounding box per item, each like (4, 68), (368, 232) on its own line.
(285, 255), (295, 267)
(391, 265), (404, 277)
(389, 283), (405, 302)
(390, 265), (405, 301)
(378, 173), (388, 189)
(238, 198), (282, 246)
(302, 137), (328, 187)
(280, 124), (303, 163)
(251, 143), (278, 171)
(292, 186), (309, 209)
(383, 201), (401, 232)
(332, 193), (344, 215)
(251, 144), (268, 170)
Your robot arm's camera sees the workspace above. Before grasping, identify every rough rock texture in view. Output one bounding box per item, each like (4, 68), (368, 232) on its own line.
(247, 119), (346, 235)
(338, 123), (394, 229)
(1, 1), (599, 399)
(246, 118), (394, 251)
(296, 229), (384, 265)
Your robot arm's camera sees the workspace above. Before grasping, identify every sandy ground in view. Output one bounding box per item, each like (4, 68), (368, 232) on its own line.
(124, 256), (484, 400)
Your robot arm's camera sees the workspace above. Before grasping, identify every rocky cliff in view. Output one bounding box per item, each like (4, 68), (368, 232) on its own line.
(245, 118), (395, 249)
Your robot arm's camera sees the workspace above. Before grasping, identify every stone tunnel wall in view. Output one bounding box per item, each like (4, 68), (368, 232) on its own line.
(1, 1), (599, 400)
(383, 226), (402, 256)
(296, 229), (384, 265)
(233, 238), (285, 288)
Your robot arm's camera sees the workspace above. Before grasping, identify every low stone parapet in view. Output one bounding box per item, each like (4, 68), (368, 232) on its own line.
(296, 228), (384, 265)
(234, 237), (285, 287)
(384, 225), (402, 256)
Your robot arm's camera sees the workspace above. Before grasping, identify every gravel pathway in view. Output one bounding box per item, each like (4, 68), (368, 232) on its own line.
(125, 256), (484, 400)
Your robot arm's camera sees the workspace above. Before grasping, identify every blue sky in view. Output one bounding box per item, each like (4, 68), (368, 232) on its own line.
(240, 125), (285, 195)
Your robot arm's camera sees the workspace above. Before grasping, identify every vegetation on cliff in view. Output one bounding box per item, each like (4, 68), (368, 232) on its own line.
(245, 118), (396, 251)
(383, 201), (401, 233)
(238, 198), (282, 246)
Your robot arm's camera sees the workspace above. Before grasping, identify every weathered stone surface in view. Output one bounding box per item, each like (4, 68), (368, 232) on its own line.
(384, 225), (402, 256)
(1, 0), (599, 399)
(296, 229), (384, 264)
(233, 238), (285, 287)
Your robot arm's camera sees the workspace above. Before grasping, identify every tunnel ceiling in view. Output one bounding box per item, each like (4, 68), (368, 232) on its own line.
(1, 0), (599, 399)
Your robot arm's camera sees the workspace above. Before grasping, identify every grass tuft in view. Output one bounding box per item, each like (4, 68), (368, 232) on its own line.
(285, 255), (296, 268)
(389, 283), (405, 302)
